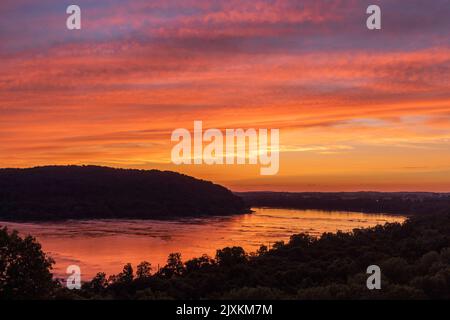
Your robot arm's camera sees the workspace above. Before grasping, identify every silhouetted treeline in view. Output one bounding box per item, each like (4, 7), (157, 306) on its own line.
(238, 191), (450, 216)
(0, 166), (249, 220)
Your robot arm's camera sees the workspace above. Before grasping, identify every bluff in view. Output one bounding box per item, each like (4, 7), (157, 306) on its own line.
(0, 166), (249, 220)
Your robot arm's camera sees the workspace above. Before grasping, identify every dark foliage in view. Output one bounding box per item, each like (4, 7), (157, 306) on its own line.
(0, 166), (249, 220)
(238, 191), (450, 216)
(0, 227), (56, 299)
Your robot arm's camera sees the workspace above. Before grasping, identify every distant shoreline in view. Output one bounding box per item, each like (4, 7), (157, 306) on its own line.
(238, 191), (450, 216)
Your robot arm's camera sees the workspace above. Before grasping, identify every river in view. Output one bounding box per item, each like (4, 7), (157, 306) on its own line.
(0, 207), (406, 280)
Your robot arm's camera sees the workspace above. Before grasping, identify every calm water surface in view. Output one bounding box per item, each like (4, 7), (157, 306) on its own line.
(0, 208), (406, 279)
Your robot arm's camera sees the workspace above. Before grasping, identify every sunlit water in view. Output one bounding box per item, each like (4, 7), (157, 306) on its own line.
(0, 208), (406, 280)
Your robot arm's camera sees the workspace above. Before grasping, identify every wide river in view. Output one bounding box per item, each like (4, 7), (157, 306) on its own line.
(0, 208), (406, 280)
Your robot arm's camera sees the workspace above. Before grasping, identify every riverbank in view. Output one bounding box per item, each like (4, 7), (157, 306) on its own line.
(238, 191), (450, 216)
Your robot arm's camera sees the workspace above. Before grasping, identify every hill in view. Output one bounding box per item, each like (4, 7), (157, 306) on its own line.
(0, 166), (249, 220)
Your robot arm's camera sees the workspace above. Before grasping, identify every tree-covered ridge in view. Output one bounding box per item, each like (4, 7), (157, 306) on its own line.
(0, 166), (249, 220)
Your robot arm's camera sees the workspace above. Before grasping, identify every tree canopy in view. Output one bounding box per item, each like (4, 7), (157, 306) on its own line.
(0, 227), (56, 299)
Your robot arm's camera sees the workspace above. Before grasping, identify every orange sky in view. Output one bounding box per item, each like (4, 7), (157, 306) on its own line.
(1, 0), (449, 191)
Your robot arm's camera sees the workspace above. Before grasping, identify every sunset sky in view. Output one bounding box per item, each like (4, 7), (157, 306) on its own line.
(1, 0), (449, 191)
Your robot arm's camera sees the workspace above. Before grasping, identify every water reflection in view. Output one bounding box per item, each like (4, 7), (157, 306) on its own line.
(0, 208), (406, 279)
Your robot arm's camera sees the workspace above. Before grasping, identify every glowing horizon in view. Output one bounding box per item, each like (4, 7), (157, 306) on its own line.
(1, 0), (449, 192)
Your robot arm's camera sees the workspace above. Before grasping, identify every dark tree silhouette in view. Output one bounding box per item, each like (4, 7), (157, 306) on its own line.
(136, 261), (152, 279)
(216, 247), (247, 267)
(0, 227), (56, 299)
(160, 253), (184, 278)
(185, 255), (215, 273)
(82, 272), (108, 294)
(118, 263), (134, 283)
